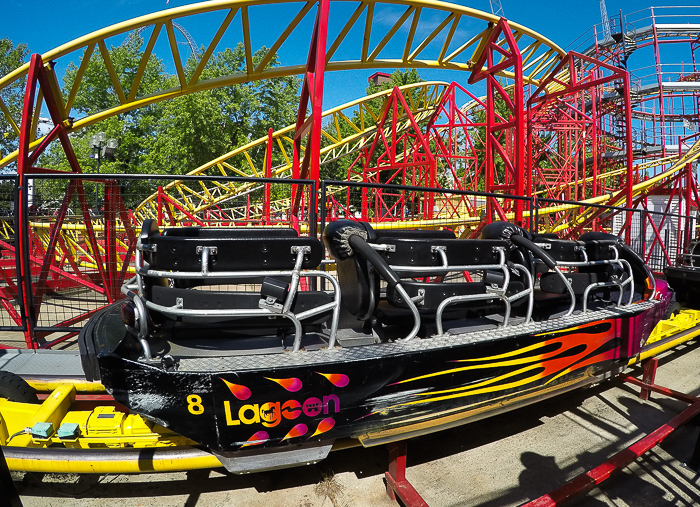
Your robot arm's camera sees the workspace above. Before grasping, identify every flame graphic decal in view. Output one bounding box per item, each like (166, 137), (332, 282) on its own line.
(220, 378), (251, 400)
(283, 423), (308, 440)
(316, 372), (349, 387)
(371, 321), (619, 414)
(310, 418), (336, 438)
(240, 431), (269, 447)
(266, 377), (303, 392)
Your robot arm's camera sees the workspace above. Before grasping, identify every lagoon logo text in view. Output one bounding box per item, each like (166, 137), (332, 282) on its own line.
(223, 395), (340, 427)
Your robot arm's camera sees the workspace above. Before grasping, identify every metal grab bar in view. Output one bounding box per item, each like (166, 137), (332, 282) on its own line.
(129, 239), (341, 354)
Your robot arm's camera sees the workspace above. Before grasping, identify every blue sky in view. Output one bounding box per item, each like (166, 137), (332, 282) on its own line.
(3, 0), (700, 109)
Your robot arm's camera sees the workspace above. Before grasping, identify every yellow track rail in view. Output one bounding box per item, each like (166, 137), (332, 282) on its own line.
(0, 0), (565, 170)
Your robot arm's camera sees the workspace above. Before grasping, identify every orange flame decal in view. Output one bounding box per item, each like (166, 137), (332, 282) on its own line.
(316, 372), (349, 388)
(310, 418), (335, 438)
(220, 378), (251, 400)
(266, 377), (302, 392)
(240, 431), (269, 448)
(282, 423), (308, 440)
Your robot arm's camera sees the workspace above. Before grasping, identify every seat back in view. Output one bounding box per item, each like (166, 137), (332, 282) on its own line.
(579, 231), (653, 295)
(139, 220), (323, 292)
(149, 235), (322, 272)
(324, 220), (523, 327)
(133, 222), (336, 347)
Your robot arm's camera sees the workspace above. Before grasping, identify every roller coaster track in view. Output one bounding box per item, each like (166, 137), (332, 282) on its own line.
(0, 0), (566, 170)
(133, 81), (448, 222)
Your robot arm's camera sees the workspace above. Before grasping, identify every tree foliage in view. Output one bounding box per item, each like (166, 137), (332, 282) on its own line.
(0, 38), (30, 168)
(35, 37), (300, 207)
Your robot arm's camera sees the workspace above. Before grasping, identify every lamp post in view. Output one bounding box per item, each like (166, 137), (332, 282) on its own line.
(89, 133), (119, 213)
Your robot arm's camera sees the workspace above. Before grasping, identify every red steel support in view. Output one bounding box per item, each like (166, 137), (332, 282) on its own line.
(622, 71), (634, 243)
(385, 441), (429, 507)
(640, 357), (658, 401)
(264, 127), (273, 224)
(359, 86), (436, 222)
(292, 0), (329, 209)
(17, 55), (43, 347)
(104, 181), (119, 302)
(157, 186), (164, 226)
(522, 377), (700, 507)
(15, 53), (133, 346)
(469, 18), (524, 224)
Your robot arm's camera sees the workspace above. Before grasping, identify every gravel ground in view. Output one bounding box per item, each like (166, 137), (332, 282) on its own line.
(10, 339), (700, 507)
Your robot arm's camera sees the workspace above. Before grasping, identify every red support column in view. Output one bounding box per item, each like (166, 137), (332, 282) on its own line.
(157, 186), (164, 227)
(16, 54), (45, 347)
(292, 0), (330, 210)
(640, 357), (658, 401)
(468, 18), (525, 224)
(15, 53), (128, 346)
(264, 127), (273, 225)
(104, 181), (119, 302)
(622, 71), (634, 243)
(385, 441), (429, 507)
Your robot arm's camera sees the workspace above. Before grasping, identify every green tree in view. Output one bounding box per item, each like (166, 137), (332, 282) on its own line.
(0, 38), (30, 169)
(37, 38), (301, 208)
(143, 44), (300, 175)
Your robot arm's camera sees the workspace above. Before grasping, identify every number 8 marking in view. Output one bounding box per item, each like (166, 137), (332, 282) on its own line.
(187, 394), (204, 415)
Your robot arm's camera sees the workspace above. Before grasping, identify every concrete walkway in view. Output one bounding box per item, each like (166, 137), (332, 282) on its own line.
(11, 339), (700, 507)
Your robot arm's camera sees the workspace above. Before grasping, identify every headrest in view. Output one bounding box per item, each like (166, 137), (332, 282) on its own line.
(480, 221), (532, 244)
(323, 220), (374, 261)
(375, 228), (456, 240)
(532, 232), (559, 241)
(140, 219), (159, 242)
(578, 231), (620, 243)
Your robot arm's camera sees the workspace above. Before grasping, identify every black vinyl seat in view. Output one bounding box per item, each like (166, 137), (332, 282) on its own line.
(122, 220), (340, 355)
(526, 230), (640, 312)
(324, 220), (533, 338)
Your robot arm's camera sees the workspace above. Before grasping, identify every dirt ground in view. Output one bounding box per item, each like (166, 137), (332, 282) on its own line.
(9, 339), (700, 507)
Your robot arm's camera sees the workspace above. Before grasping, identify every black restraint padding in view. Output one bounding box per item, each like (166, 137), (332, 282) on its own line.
(150, 285), (332, 325)
(386, 280), (526, 308)
(539, 271), (612, 295)
(148, 236), (323, 271)
(375, 228), (456, 240)
(335, 255), (378, 321)
(533, 238), (585, 263)
(511, 235), (557, 269)
(375, 238), (508, 267)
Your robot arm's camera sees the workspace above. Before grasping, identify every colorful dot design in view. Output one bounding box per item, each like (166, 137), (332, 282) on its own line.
(266, 377), (303, 392)
(282, 423), (308, 441)
(220, 378), (251, 400)
(240, 431), (269, 448)
(316, 372), (349, 388)
(310, 418), (335, 438)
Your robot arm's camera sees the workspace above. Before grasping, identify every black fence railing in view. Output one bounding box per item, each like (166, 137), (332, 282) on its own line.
(0, 174), (693, 349)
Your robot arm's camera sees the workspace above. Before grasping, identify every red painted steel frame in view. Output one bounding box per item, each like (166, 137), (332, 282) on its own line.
(356, 86), (436, 221)
(15, 54), (137, 348)
(385, 441), (429, 507)
(292, 0), (329, 210)
(468, 18), (525, 224)
(521, 374), (700, 506)
(8, 7), (699, 346)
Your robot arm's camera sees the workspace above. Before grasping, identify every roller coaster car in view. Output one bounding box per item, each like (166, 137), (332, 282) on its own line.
(664, 239), (700, 307)
(78, 220), (670, 473)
